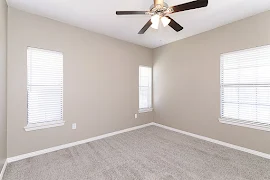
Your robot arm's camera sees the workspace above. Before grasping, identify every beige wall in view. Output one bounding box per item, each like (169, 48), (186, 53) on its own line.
(153, 11), (270, 154)
(7, 6), (270, 158)
(7, 8), (153, 157)
(0, 0), (7, 169)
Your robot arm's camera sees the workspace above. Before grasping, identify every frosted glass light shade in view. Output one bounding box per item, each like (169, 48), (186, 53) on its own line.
(151, 15), (160, 29)
(161, 16), (171, 27)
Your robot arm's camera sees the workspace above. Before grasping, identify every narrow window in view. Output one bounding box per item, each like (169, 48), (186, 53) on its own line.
(139, 66), (152, 113)
(26, 47), (64, 131)
(220, 45), (270, 131)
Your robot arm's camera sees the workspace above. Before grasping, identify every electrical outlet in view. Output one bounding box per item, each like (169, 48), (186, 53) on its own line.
(72, 123), (76, 130)
(135, 114), (138, 119)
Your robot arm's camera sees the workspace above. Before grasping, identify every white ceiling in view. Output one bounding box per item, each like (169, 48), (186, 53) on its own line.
(6, 0), (270, 48)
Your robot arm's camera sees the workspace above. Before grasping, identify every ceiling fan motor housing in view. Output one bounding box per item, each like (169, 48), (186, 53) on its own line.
(148, 3), (173, 16)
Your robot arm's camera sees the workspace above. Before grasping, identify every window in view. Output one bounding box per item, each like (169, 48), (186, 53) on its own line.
(25, 47), (64, 131)
(139, 66), (152, 113)
(220, 45), (270, 131)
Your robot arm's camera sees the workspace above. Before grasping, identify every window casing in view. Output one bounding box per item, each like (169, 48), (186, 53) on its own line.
(139, 66), (152, 113)
(25, 47), (64, 131)
(220, 45), (270, 131)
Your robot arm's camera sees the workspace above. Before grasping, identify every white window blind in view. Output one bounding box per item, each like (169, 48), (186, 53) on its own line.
(27, 47), (63, 128)
(220, 45), (270, 131)
(139, 66), (152, 111)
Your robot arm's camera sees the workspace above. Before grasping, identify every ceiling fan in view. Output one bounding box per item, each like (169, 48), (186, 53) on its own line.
(116, 0), (208, 34)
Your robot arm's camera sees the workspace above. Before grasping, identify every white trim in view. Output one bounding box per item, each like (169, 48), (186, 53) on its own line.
(220, 44), (270, 56)
(7, 122), (270, 164)
(24, 120), (65, 131)
(139, 108), (153, 113)
(0, 160), (7, 180)
(8, 122), (155, 163)
(219, 118), (270, 132)
(152, 123), (270, 160)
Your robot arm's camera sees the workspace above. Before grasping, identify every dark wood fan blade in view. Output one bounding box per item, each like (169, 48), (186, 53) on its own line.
(167, 17), (183, 32)
(138, 20), (152, 34)
(171, 0), (208, 13)
(116, 11), (148, 15)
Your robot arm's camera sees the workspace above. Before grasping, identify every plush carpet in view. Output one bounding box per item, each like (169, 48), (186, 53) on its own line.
(3, 125), (270, 180)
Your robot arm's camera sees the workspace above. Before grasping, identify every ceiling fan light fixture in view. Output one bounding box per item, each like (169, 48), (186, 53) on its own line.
(151, 21), (159, 29)
(161, 16), (171, 27)
(151, 14), (160, 29)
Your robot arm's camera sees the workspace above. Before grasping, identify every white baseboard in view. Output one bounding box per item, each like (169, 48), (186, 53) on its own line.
(6, 122), (270, 164)
(7, 122), (155, 163)
(152, 122), (270, 160)
(0, 160), (7, 180)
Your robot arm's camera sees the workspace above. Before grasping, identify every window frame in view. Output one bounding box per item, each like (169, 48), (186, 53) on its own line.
(24, 47), (64, 132)
(219, 45), (270, 132)
(139, 66), (153, 113)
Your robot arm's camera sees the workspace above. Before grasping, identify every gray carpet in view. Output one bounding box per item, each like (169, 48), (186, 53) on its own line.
(3, 126), (270, 180)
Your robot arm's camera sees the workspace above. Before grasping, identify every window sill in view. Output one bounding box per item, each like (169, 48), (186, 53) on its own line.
(139, 108), (153, 113)
(219, 118), (270, 132)
(24, 120), (65, 132)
